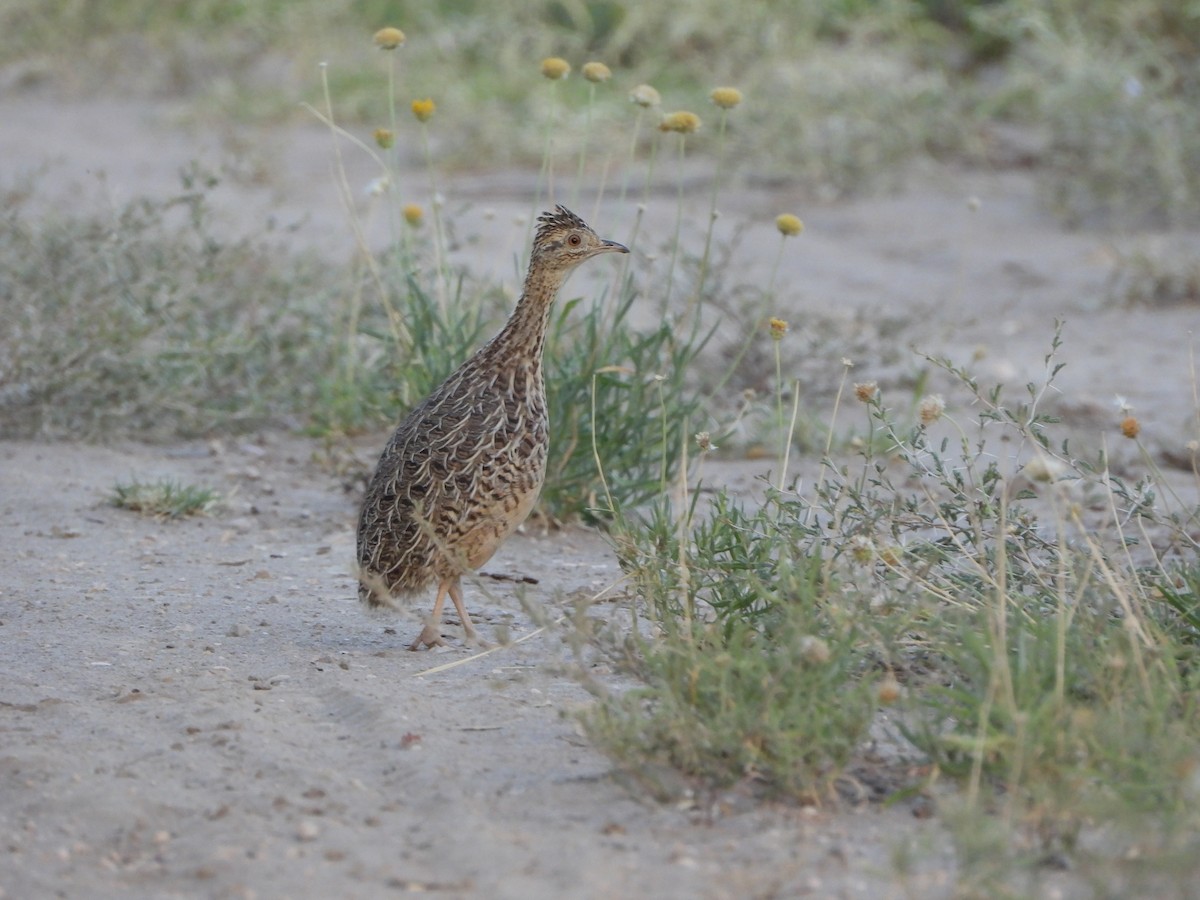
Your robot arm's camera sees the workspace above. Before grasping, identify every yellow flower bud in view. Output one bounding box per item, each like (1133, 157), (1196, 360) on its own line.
(373, 128), (394, 149)
(659, 111), (701, 134)
(540, 57), (570, 80)
(373, 27), (406, 50)
(710, 87), (743, 109)
(582, 61), (612, 83)
(411, 98), (436, 122)
(775, 213), (804, 236)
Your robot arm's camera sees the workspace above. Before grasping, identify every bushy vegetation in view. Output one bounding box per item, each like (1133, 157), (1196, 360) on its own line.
(109, 476), (220, 518)
(576, 328), (1200, 892)
(5, 1), (1199, 221)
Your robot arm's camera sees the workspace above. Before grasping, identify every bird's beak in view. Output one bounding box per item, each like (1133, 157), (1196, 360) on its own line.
(600, 239), (630, 254)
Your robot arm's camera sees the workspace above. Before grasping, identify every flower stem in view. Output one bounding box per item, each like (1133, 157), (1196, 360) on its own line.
(419, 122), (449, 314)
(663, 134), (688, 311)
(695, 108), (728, 302)
(573, 82), (597, 208)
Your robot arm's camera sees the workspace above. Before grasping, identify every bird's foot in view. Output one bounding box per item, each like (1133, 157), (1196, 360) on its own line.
(463, 628), (493, 650)
(408, 624), (447, 651)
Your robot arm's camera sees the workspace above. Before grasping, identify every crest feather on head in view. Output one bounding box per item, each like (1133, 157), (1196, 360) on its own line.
(535, 205), (590, 244)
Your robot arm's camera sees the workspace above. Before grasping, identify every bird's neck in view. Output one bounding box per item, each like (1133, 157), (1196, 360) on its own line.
(489, 265), (570, 365)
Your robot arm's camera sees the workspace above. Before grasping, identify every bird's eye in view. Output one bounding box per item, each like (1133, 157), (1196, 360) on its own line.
(568, 233), (582, 246)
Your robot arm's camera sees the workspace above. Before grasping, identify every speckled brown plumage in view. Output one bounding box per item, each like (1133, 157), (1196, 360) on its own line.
(356, 206), (628, 649)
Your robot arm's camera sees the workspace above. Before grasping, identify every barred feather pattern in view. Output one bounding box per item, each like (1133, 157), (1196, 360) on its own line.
(356, 206), (627, 608)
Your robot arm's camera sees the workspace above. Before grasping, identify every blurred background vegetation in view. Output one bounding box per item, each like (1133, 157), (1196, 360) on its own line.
(2, 0), (1198, 448)
(5, 0), (1199, 224)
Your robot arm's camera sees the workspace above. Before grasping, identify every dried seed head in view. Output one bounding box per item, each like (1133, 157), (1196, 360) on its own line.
(373, 27), (406, 50)
(799, 636), (831, 665)
(710, 87), (743, 109)
(877, 674), (902, 705)
(411, 98), (436, 122)
(582, 61), (612, 83)
(854, 381), (878, 403)
(775, 213), (804, 237)
(1023, 456), (1067, 483)
(918, 394), (945, 425)
(850, 535), (875, 564)
(629, 84), (661, 108)
(540, 57), (571, 80)
(694, 432), (716, 453)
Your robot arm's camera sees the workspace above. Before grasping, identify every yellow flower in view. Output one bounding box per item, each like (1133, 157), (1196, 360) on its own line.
(768, 317), (788, 340)
(411, 98), (436, 122)
(1120, 416), (1141, 439)
(854, 381), (878, 403)
(373, 128), (394, 149)
(659, 110), (701, 134)
(710, 87), (743, 109)
(582, 61), (612, 83)
(402, 204), (423, 227)
(540, 57), (570, 80)
(629, 84), (661, 108)
(373, 27), (406, 50)
(775, 213), (804, 236)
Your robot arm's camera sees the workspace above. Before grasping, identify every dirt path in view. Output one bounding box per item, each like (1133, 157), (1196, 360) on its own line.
(0, 438), (950, 899)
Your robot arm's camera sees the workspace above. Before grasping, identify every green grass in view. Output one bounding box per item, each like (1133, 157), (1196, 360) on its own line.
(109, 477), (220, 518)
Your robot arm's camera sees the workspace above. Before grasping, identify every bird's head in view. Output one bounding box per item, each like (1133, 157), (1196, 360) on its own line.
(531, 205), (629, 271)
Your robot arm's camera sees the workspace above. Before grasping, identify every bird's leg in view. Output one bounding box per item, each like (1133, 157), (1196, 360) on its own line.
(447, 578), (491, 648)
(409, 580), (450, 651)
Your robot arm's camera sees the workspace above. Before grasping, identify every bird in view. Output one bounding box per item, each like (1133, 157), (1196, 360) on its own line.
(356, 205), (629, 650)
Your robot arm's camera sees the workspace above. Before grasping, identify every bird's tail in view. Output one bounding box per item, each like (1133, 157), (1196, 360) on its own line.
(356, 568), (406, 611)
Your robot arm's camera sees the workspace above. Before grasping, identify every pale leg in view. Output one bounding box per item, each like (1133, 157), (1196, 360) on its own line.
(447, 578), (490, 647)
(409, 580), (449, 651)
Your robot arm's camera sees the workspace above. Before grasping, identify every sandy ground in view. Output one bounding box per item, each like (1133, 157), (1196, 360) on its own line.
(2, 94), (1198, 898)
(1, 438), (955, 900)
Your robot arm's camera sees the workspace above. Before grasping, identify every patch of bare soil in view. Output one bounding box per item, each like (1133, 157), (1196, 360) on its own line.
(2, 96), (1197, 898)
(0, 438), (948, 899)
